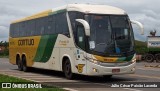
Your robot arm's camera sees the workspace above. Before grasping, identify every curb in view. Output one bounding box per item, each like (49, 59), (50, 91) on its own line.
(144, 64), (160, 68)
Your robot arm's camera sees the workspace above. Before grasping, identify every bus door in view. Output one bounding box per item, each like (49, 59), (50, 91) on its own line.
(75, 25), (87, 74)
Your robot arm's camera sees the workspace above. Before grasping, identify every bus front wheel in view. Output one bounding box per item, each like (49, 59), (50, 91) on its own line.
(63, 59), (73, 79)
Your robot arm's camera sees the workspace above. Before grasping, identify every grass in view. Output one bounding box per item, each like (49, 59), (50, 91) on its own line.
(0, 74), (63, 91)
(135, 40), (148, 54)
(0, 55), (9, 58)
(135, 40), (147, 47)
(0, 74), (31, 82)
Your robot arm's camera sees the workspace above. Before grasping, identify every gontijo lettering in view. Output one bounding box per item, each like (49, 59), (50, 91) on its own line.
(18, 39), (34, 46)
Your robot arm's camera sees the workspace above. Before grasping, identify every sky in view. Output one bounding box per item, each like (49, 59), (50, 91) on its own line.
(0, 0), (160, 42)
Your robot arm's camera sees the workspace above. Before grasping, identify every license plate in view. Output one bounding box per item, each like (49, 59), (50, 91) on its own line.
(112, 69), (120, 73)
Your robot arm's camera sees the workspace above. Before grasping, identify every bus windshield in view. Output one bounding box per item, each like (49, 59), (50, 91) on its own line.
(85, 15), (134, 54)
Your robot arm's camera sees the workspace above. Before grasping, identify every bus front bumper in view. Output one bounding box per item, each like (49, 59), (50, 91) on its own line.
(86, 61), (136, 76)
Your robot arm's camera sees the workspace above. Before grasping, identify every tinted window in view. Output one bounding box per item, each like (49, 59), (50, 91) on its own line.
(15, 24), (19, 37)
(36, 17), (47, 35)
(10, 12), (70, 37)
(10, 24), (15, 37)
(45, 15), (56, 35)
(55, 12), (69, 35)
(76, 25), (86, 50)
(68, 11), (84, 38)
(28, 20), (35, 36)
(21, 22), (26, 36)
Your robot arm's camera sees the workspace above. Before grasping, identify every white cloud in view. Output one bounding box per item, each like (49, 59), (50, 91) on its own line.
(129, 11), (160, 41)
(0, 26), (9, 41)
(0, 0), (160, 41)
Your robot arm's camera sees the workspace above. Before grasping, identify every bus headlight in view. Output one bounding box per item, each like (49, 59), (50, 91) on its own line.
(84, 56), (100, 65)
(132, 58), (136, 63)
(90, 59), (100, 65)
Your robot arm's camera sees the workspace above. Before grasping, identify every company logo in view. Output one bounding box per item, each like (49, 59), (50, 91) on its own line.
(2, 83), (11, 88)
(148, 42), (160, 46)
(1, 83), (42, 88)
(59, 40), (69, 46)
(18, 39), (34, 46)
(76, 64), (85, 73)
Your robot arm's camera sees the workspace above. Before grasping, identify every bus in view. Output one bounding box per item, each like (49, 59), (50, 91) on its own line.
(9, 4), (144, 79)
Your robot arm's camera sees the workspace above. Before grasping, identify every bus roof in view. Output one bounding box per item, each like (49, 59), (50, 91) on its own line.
(11, 4), (126, 24)
(11, 10), (52, 24)
(67, 4), (126, 14)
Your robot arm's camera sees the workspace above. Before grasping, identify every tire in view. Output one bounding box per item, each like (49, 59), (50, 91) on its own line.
(17, 57), (23, 71)
(63, 59), (73, 79)
(155, 54), (160, 63)
(103, 75), (112, 79)
(145, 54), (154, 63)
(22, 56), (29, 72)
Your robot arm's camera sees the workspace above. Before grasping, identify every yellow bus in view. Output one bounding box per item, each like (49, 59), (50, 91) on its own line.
(9, 4), (144, 79)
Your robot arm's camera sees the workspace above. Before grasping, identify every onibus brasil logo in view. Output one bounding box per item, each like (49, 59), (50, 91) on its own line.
(1, 83), (42, 88)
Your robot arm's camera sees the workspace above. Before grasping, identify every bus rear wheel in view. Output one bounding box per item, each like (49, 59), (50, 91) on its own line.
(22, 56), (29, 72)
(63, 59), (73, 79)
(17, 57), (23, 71)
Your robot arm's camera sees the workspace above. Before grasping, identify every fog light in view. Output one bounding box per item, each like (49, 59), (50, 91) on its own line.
(132, 58), (136, 63)
(93, 68), (98, 72)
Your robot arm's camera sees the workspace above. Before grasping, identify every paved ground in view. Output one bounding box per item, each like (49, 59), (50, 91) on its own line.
(0, 58), (160, 91)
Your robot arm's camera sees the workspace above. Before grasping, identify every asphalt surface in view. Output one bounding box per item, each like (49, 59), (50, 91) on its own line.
(0, 58), (160, 91)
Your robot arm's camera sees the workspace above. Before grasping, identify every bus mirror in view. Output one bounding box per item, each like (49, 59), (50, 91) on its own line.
(76, 19), (90, 36)
(131, 20), (144, 35)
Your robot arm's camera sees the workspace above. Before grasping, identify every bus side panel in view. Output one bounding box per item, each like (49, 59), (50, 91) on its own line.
(9, 36), (41, 67)
(32, 34), (59, 70)
(58, 35), (87, 74)
(9, 38), (17, 65)
(56, 34), (76, 72)
(32, 34), (76, 71)
(32, 48), (60, 70)
(73, 48), (87, 75)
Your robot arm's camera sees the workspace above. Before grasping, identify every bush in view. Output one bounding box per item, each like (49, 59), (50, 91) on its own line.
(135, 46), (148, 55)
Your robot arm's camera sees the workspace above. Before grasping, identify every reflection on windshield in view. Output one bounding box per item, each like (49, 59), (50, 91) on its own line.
(110, 16), (134, 53)
(88, 15), (112, 53)
(110, 16), (130, 40)
(86, 15), (134, 54)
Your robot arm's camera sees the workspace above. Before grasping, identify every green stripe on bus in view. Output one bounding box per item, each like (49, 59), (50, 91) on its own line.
(117, 55), (134, 62)
(40, 35), (58, 62)
(125, 55), (134, 62)
(34, 35), (58, 62)
(116, 57), (126, 62)
(49, 9), (66, 15)
(34, 36), (49, 62)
